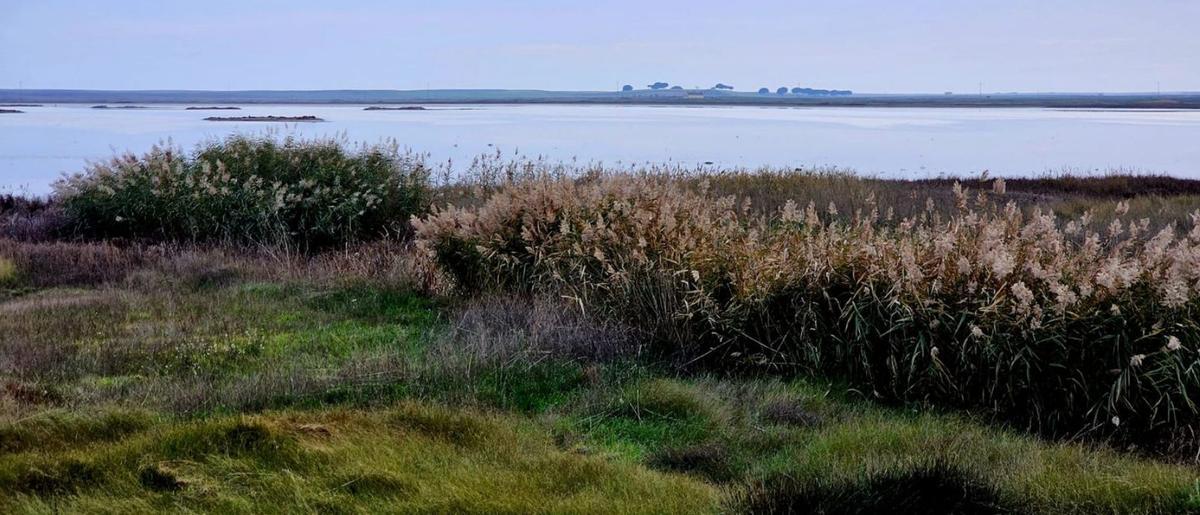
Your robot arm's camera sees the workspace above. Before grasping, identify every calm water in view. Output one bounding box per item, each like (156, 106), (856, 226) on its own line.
(3, 104), (1200, 194)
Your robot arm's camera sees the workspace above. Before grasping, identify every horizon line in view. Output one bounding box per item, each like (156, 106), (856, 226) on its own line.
(3, 87), (1199, 96)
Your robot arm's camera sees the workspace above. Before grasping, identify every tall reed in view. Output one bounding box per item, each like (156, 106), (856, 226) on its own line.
(415, 173), (1200, 448)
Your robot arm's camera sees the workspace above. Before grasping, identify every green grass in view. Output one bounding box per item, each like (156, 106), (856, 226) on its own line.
(0, 404), (717, 514)
(1, 281), (438, 416)
(4, 269), (1199, 513)
(0, 257), (16, 287)
(5, 374), (1197, 513)
(554, 378), (1200, 513)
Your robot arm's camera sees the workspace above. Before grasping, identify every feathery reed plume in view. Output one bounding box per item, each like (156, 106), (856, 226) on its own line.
(416, 171), (1200, 447)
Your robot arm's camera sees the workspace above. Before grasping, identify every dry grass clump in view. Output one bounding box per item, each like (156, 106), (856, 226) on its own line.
(431, 295), (642, 367)
(273, 239), (450, 294)
(0, 194), (65, 242)
(0, 239), (150, 287)
(0, 234), (441, 295)
(415, 173), (1200, 449)
(54, 135), (431, 249)
(0, 240), (255, 290)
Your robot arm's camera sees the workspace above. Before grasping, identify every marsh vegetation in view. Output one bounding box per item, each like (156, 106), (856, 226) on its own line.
(3, 137), (1200, 512)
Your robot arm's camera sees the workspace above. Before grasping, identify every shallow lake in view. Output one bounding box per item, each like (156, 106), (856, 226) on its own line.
(3, 104), (1200, 194)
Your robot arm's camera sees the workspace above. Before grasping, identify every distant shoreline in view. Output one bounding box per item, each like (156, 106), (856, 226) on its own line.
(204, 115), (323, 122)
(3, 89), (1199, 109)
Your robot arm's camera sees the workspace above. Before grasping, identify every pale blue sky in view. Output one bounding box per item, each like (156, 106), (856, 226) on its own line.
(2, 0), (1197, 93)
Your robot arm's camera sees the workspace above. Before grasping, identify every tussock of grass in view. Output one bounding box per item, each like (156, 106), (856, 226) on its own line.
(0, 409), (154, 454)
(557, 378), (1200, 514)
(0, 404), (719, 514)
(558, 378), (728, 461)
(769, 411), (1198, 513)
(737, 461), (1012, 515)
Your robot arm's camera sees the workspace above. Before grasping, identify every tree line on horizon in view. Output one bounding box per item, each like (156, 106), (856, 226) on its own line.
(621, 82), (851, 95)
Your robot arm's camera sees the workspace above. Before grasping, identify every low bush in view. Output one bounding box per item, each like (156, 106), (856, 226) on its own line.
(415, 173), (1200, 450)
(54, 135), (431, 249)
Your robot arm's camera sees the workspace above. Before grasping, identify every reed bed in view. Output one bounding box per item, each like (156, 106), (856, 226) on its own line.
(414, 173), (1200, 450)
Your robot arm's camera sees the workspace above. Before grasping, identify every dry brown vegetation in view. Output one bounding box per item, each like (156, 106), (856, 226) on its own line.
(415, 169), (1200, 453)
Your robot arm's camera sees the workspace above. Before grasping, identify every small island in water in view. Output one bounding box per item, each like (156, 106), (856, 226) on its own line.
(364, 106), (426, 111)
(204, 115), (324, 122)
(0, 108), (23, 114)
(91, 105), (150, 109)
(186, 106), (242, 110)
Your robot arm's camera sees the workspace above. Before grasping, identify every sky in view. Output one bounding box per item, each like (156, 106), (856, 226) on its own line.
(2, 0), (1197, 94)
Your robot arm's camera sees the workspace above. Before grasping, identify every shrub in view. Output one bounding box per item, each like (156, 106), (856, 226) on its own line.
(415, 174), (1200, 450)
(54, 135), (431, 249)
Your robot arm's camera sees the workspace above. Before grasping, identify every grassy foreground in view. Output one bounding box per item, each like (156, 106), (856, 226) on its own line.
(2, 404), (715, 514)
(2, 268), (1198, 513)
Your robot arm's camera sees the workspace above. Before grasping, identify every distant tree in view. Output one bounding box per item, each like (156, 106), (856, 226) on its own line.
(712, 83), (734, 90)
(622, 84), (634, 92)
(670, 85), (683, 90)
(789, 87), (854, 96)
(648, 82), (670, 90)
(757, 87), (770, 95)
(777, 87), (789, 95)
